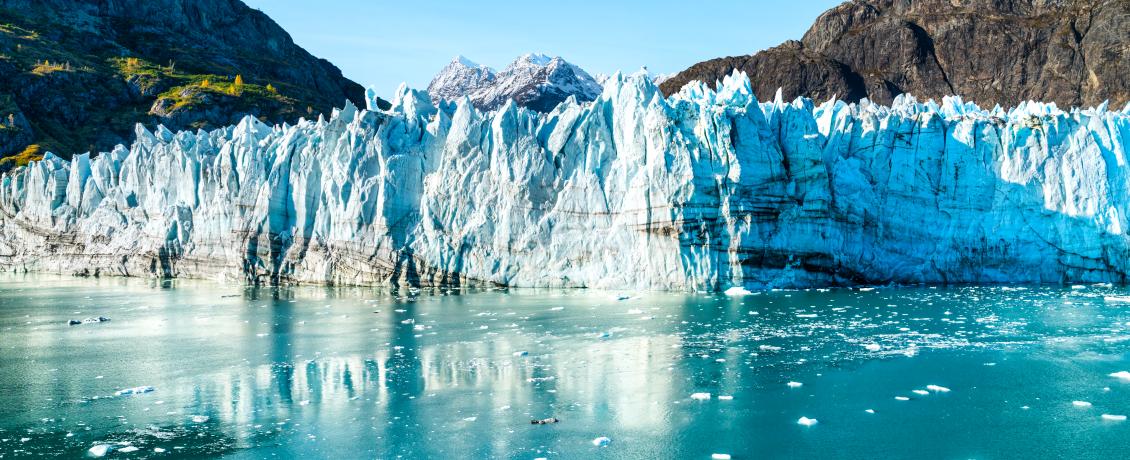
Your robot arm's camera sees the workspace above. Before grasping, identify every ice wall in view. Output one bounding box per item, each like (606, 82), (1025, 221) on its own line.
(1, 72), (1128, 290)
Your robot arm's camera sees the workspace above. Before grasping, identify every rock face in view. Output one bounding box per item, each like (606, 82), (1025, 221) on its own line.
(0, 0), (370, 163)
(0, 72), (1128, 290)
(427, 54), (602, 112)
(660, 0), (1129, 109)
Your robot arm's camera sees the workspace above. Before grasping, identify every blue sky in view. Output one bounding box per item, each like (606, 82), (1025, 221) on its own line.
(243, 0), (843, 99)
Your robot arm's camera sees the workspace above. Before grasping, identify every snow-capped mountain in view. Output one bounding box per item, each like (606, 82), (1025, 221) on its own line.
(426, 53), (602, 112)
(2, 72), (1129, 290)
(425, 56), (495, 103)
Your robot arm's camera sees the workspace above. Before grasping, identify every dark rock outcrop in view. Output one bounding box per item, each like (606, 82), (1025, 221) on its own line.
(0, 0), (374, 165)
(660, 0), (1129, 108)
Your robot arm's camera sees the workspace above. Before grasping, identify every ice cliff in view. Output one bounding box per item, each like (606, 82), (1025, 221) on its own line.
(1, 71), (1128, 290)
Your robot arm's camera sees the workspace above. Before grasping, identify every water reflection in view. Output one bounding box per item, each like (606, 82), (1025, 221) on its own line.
(3, 276), (1130, 458)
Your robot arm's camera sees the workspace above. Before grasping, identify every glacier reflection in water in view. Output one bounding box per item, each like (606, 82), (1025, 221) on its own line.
(2, 274), (1130, 458)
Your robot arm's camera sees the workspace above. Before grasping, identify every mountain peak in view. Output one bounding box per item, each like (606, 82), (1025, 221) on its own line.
(453, 55), (484, 68)
(429, 53), (602, 112)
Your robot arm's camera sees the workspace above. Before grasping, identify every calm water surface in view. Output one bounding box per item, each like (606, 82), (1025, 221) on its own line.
(2, 274), (1130, 459)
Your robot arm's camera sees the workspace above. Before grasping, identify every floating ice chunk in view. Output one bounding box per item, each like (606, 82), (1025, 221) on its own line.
(724, 287), (752, 296)
(787, 381), (803, 388)
(1102, 414), (1127, 421)
(865, 409), (875, 414)
(759, 345), (782, 352)
(1109, 371), (1130, 380)
(895, 396), (910, 401)
(912, 390), (929, 396)
(463, 416), (477, 422)
(863, 343), (882, 352)
(1105, 296), (1130, 303)
(513, 351), (529, 357)
(718, 395), (734, 400)
(191, 415), (210, 423)
(115, 386), (155, 396)
(797, 417), (818, 426)
(1072, 401), (1092, 408)
(690, 392), (712, 400)
(550, 307), (564, 311)
(118, 446), (139, 453)
(926, 385), (951, 392)
(154, 448), (166, 453)
(712, 454), (732, 460)
(591, 436), (611, 447)
(88, 444), (113, 457)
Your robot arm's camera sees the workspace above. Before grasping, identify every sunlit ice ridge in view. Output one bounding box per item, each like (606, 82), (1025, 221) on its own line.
(1, 71), (1128, 291)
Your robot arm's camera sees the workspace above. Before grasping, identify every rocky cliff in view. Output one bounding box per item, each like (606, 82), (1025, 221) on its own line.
(0, 0), (372, 168)
(0, 72), (1127, 290)
(660, 0), (1128, 109)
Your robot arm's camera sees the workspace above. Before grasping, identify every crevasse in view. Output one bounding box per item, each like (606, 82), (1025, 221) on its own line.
(1, 71), (1128, 290)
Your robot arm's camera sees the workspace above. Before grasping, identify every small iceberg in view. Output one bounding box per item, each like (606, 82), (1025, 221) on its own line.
(69, 316), (110, 326)
(912, 390), (929, 396)
(1104, 296), (1130, 303)
(191, 415), (210, 423)
(1102, 414), (1127, 421)
(1109, 371), (1130, 380)
(926, 385), (951, 392)
(863, 343), (882, 352)
(865, 409), (875, 414)
(591, 436), (611, 447)
(797, 416), (818, 426)
(718, 395), (734, 400)
(88, 444), (113, 457)
(787, 381), (803, 388)
(1072, 401), (1092, 408)
(114, 386), (155, 396)
(724, 286), (753, 296)
(711, 454), (732, 460)
(690, 392), (712, 400)
(895, 396), (910, 401)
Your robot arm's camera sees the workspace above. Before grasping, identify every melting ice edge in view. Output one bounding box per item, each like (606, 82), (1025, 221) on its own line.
(1, 71), (1129, 290)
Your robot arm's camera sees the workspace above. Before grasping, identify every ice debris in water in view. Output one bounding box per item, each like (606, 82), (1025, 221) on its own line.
(691, 392), (712, 400)
(592, 436), (611, 447)
(718, 395), (734, 400)
(865, 409), (876, 414)
(926, 385), (951, 392)
(712, 454), (732, 460)
(724, 287), (753, 296)
(118, 446), (139, 453)
(68, 317), (110, 326)
(912, 390), (929, 396)
(88, 444), (113, 457)
(797, 417), (818, 426)
(1072, 401), (1092, 408)
(191, 415), (210, 423)
(895, 396), (910, 401)
(114, 386), (154, 396)
(1109, 371), (1130, 380)
(863, 343), (882, 352)
(787, 381), (803, 388)
(1102, 414), (1127, 421)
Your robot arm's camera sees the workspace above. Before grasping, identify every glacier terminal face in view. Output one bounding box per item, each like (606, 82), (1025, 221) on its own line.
(1, 72), (1128, 291)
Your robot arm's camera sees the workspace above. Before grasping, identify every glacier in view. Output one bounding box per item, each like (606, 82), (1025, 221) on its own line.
(0, 71), (1128, 291)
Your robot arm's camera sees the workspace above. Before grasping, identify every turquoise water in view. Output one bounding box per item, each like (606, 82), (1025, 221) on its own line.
(2, 275), (1130, 459)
